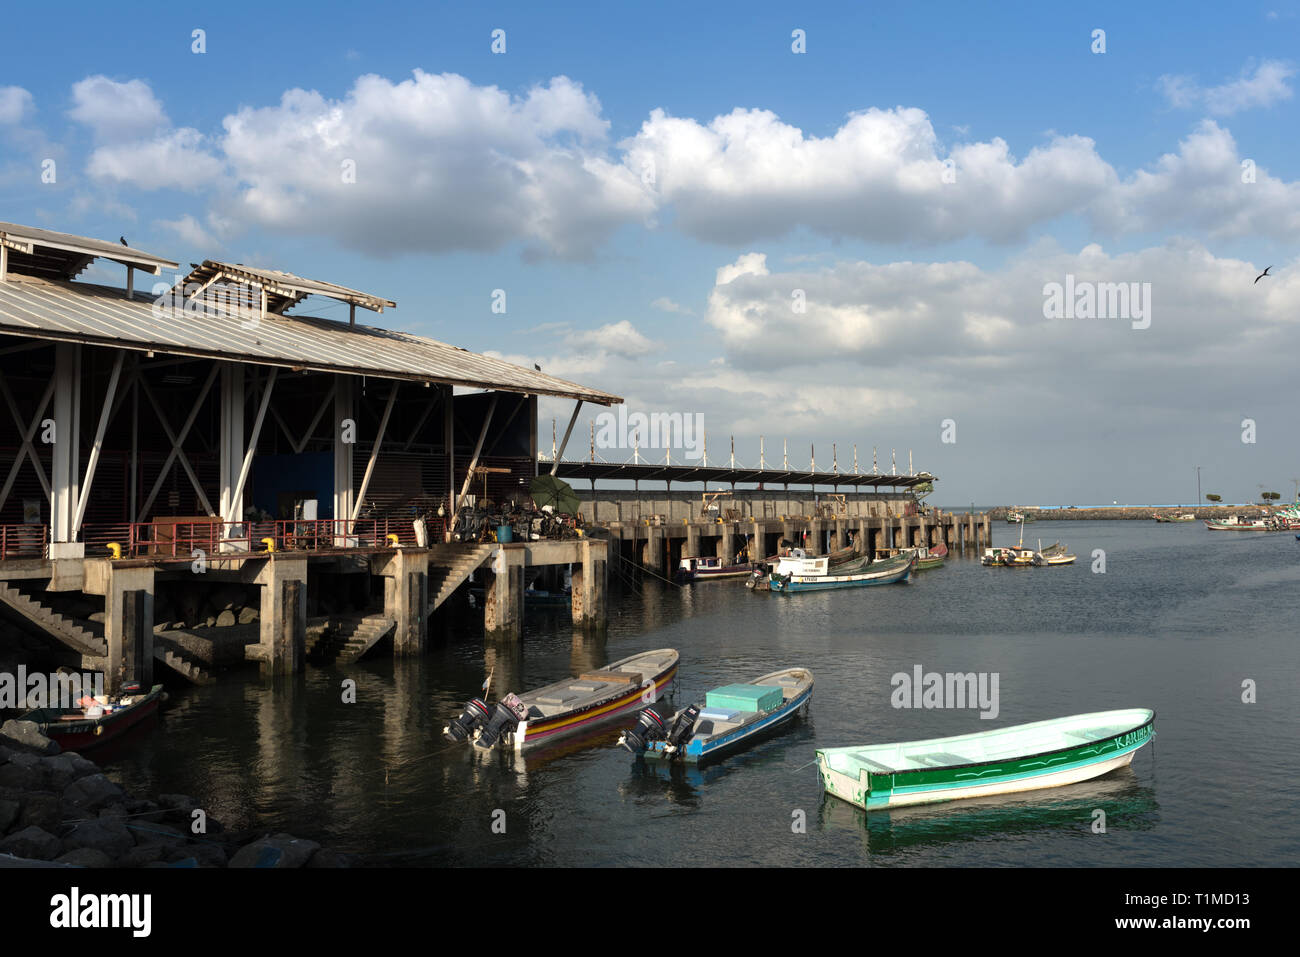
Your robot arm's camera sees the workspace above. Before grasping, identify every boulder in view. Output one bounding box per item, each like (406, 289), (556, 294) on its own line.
(0, 720), (60, 756)
(229, 833), (320, 869)
(305, 847), (357, 868)
(215, 610), (237, 627)
(16, 791), (63, 831)
(131, 821), (187, 849)
(63, 773), (126, 812)
(0, 761), (47, 792)
(60, 817), (134, 859)
(167, 842), (226, 868)
(238, 607), (259, 625)
(0, 825), (62, 860)
(42, 751), (99, 782)
(55, 847), (113, 868)
(0, 797), (20, 833)
(117, 843), (164, 867)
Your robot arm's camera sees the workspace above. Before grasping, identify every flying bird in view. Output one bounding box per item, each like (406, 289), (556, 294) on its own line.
(1254, 266), (1273, 284)
(119, 236), (128, 246)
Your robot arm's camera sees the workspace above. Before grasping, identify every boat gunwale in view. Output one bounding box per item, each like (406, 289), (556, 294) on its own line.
(816, 709), (1155, 780)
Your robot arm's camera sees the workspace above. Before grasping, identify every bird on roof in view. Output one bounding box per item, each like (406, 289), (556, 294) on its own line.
(119, 236), (128, 246)
(534, 363), (541, 371)
(1254, 265), (1273, 284)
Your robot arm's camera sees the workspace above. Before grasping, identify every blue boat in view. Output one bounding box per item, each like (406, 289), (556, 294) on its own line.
(618, 668), (813, 764)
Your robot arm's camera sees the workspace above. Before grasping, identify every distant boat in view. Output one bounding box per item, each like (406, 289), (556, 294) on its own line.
(1006, 509), (1036, 524)
(1204, 515), (1297, 532)
(443, 648), (678, 752)
(1034, 540), (1076, 566)
(816, 708), (1155, 810)
(619, 668), (813, 765)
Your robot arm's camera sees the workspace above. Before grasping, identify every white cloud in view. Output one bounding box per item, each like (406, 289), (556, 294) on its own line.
(155, 213), (218, 248)
(218, 71), (654, 258)
(567, 319), (656, 356)
(0, 86), (33, 125)
(651, 296), (689, 314)
(87, 127), (225, 190)
(69, 76), (168, 141)
(1158, 60), (1295, 116)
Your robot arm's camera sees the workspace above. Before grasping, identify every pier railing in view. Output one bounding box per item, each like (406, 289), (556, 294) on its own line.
(0, 524), (48, 558)
(78, 518), (428, 559)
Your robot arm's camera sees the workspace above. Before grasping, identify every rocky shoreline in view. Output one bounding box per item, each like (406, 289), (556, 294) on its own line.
(0, 720), (355, 868)
(988, 505), (1274, 521)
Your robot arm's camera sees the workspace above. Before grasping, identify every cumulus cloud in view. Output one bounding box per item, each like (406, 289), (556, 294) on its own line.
(217, 71), (654, 258)
(0, 86), (33, 125)
(69, 76), (168, 141)
(651, 296), (690, 314)
(566, 319), (656, 356)
(1158, 59), (1295, 115)
(87, 128), (226, 190)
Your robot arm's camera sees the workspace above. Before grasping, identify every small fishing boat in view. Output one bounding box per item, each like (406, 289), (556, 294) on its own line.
(443, 648), (678, 753)
(751, 553), (915, 592)
(817, 708), (1155, 810)
(1005, 509), (1036, 524)
(905, 543), (947, 570)
(1203, 515), (1288, 531)
(981, 545), (1036, 567)
(1034, 541), (1076, 566)
(20, 684), (165, 753)
(676, 555), (755, 583)
(619, 667), (813, 764)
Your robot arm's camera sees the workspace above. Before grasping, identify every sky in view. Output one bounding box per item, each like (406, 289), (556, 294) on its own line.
(2, 1), (1298, 505)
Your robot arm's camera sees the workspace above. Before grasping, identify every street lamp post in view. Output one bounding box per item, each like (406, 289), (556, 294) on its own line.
(1196, 466), (1202, 508)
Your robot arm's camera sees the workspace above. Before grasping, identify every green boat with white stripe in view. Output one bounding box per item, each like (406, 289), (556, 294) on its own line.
(817, 709), (1155, 810)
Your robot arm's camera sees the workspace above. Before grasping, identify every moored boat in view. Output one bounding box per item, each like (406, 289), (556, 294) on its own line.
(751, 552), (915, 592)
(619, 667), (813, 764)
(981, 545), (1037, 567)
(443, 648), (679, 752)
(905, 543), (947, 570)
(1034, 540), (1076, 566)
(676, 555), (754, 582)
(20, 684), (165, 752)
(817, 708), (1155, 810)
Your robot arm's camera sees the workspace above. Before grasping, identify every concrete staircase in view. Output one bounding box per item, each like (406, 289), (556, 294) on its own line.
(427, 544), (494, 612)
(305, 614), (396, 665)
(0, 582), (107, 658)
(152, 636), (214, 685)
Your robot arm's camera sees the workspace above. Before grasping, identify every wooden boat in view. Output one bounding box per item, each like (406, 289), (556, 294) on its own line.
(1005, 509), (1036, 524)
(1034, 541), (1076, 566)
(676, 555), (755, 582)
(981, 545), (1036, 567)
(817, 708), (1155, 810)
(443, 648), (678, 753)
(753, 552), (915, 592)
(1203, 515), (1295, 531)
(905, 543), (947, 570)
(20, 684), (165, 753)
(619, 667), (813, 764)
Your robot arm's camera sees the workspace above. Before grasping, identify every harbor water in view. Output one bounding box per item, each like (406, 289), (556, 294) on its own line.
(104, 521), (1300, 866)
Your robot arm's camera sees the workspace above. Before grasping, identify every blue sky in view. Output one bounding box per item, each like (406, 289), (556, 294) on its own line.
(3, 1), (1299, 503)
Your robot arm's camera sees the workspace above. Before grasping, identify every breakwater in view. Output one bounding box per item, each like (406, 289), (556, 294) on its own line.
(989, 505), (1272, 521)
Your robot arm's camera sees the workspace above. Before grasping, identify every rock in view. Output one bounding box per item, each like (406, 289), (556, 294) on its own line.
(0, 762), (46, 791)
(60, 818), (133, 858)
(215, 610), (237, 627)
(167, 842), (226, 868)
(117, 843), (164, 867)
(124, 798), (165, 823)
(16, 791), (63, 831)
(87, 611), (106, 624)
(229, 833), (320, 869)
(0, 798), (20, 833)
(43, 751), (99, 782)
(305, 847), (356, 868)
(238, 606), (259, 625)
(0, 720), (60, 756)
(63, 773), (125, 812)
(131, 821), (186, 849)
(0, 825), (62, 860)
(55, 847), (113, 868)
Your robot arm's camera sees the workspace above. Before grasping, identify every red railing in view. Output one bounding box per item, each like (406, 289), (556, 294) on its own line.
(0, 524), (48, 559)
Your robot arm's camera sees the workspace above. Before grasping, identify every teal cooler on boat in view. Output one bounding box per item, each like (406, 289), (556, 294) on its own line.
(705, 684), (783, 713)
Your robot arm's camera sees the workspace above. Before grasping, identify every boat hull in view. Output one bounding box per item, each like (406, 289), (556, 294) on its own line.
(818, 710), (1154, 811)
(510, 655), (678, 752)
(769, 556), (915, 592)
(25, 686), (164, 753)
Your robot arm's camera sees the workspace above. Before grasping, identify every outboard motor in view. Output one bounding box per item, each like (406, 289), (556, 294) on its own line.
(662, 704), (701, 756)
(619, 708), (666, 754)
(474, 700), (526, 750)
(443, 698), (491, 742)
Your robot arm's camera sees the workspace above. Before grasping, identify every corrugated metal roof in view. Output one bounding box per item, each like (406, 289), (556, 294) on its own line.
(0, 222), (178, 276)
(182, 260), (396, 314)
(0, 274), (621, 405)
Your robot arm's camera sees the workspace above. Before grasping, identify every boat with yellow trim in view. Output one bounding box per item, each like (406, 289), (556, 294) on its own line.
(442, 648), (678, 753)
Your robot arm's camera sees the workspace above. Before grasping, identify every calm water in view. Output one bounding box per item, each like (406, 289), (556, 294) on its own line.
(106, 521), (1300, 866)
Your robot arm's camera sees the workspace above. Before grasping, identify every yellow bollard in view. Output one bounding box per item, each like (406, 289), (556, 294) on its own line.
(386, 533), (400, 546)
(106, 542), (121, 559)
(261, 537), (276, 553)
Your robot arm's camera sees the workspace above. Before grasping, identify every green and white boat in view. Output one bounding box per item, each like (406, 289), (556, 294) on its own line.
(817, 708), (1154, 810)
